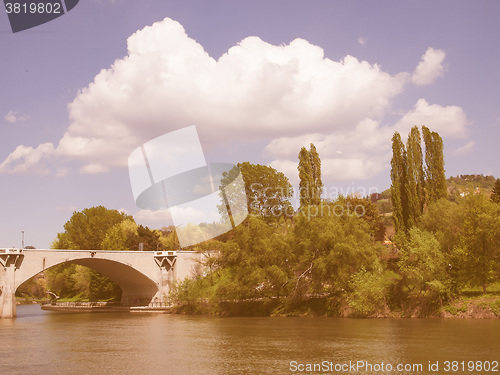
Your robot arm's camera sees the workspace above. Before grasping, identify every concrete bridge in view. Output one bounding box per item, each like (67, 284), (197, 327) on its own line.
(0, 248), (205, 318)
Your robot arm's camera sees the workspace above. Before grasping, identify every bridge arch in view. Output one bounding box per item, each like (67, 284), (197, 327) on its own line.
(18, 257), (159, 306)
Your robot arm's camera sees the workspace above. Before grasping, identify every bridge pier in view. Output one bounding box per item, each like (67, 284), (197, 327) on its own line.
(154, 251), (177, 303)
(0, 249), (24, 318)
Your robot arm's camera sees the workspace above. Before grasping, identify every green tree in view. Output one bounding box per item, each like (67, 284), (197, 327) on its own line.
(173, 216), (292, 306)
(348, 264), (399, 317)
(45, 263), (78, 297)
(225, 162), (293, 220)
(391, 126), (447, 236)
(49, 206), (132, 300)
(288, 201), (381, 298)
(298, 146), (315, 208)
(422, 126), (447, 202)
(159, 226), (181, 250)
(491, 178), (500, 204)
(101, 219), (138, 250)
(136, 225), (161, 250)
(420, 198), (462, 256)
(450, 195), (500, 292)
(344, 196), (386, 241)
(406, 126), (425, 224)
(215, 216), (291, 300)
(421, 195), (500, 293)
(298, 143), (322, 208)
(309, 144), (323, 205)
(390, 132), (410, 234)
(53, 206), (134, 250)
(396, 228), (451, 314)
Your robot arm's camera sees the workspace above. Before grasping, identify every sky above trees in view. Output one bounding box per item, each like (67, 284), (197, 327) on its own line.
(1, 1), (499, 248)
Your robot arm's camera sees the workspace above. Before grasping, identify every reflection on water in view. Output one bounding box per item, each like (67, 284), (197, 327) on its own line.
(0, 305), (499, 375)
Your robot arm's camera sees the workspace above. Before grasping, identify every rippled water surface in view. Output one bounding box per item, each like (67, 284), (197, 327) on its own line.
(0, 305), (499, 375)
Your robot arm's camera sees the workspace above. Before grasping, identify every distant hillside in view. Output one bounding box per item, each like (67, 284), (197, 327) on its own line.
(447, 174), (497, 200)
(375, 174), (497, 216)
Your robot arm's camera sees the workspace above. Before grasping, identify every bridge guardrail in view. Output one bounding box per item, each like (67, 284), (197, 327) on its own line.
(0, 248), (23, 254)
(148, 301), (171, 308)
(48, 301), (122, 307)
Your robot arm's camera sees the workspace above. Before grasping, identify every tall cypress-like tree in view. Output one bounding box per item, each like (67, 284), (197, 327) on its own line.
(390, 132), (410, 234)
(491, 178), (500, 204)
(309, 143), (323, 205)
(298, 143), (323, 208)
(406, 126), (425, 224)
(422, 126), (447, 203)
(391, 126), (448, 236)
(298, 146), (314, 208)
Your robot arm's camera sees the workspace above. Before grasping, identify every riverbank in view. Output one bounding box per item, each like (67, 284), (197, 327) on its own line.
(169, 294), (500, 319)
(442, 294), (500, 319)
(41, 302), (129, 313)
(39, 301), (174, 314)
(20, 293), (500, 319)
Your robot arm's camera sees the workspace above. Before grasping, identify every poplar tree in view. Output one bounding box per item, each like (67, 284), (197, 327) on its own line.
(491, 178), (500, 204)
(390, 132), (409, 234)
(406, 126), (425, 224)
(309, 144), (323, 205)
(391, 126), (448, 235)
(422, 126), (447, 202)
(298, 147), (313, 208)
(298, 143), (323, 208)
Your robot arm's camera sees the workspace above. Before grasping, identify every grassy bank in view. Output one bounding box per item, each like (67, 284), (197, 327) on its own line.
(443, 294), (500, 319)
(170, 293), (500, 319)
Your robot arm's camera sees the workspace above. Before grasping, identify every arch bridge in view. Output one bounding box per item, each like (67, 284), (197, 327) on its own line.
(0, 248), (205, 318)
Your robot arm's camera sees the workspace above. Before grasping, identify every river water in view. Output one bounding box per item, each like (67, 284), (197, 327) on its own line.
(0, 305), (499, 375)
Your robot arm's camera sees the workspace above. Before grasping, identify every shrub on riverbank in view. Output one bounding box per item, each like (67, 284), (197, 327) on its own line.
(444, 295), (500, 319)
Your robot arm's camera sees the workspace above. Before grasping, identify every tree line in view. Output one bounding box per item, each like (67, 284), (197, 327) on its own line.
(19, 126), (500, 316)
(169, 126), (500, 316)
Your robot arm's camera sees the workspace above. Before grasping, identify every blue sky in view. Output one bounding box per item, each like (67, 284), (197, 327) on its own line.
(1, 0), (499, 249)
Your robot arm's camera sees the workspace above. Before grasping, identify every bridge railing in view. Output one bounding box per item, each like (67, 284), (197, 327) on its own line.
(0, 248), (23, 254)
(47, 301), (122, 307)
(148, 301), (171, 308)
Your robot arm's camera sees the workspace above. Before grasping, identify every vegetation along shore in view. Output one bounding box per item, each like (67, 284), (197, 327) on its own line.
(17, 126), (500, 318)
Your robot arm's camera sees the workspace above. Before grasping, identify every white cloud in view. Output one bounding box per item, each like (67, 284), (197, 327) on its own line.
(5, 17), (405, 175)
(412, 47), (446, 86)
(79, 163), (110, 174)
(267, 99), (469, 183)
(170, 205), (221, 225)
(56, 21), (406, 165)
(134, 209), (173, 227)
(4, 110), (27, 123)
(56, 167), (69, 177)
(395, 98), (468, 138)
(0, 143), (55, 174)
(133, 205), (222, 237)
(358, 37), (367, 46)
(454, 141), (475, 155)
(267, 118), (393, 183)
(0, 19), (468, 183)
